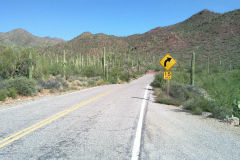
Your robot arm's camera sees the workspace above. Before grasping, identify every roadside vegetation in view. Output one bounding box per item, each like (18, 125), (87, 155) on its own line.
(151, 53), (240, 120)
(0, 46), (160, 101)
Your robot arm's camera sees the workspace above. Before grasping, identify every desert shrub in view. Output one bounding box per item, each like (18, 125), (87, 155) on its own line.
(168, 83), (216, 115)
(95, 79), (108, 86)
(108, 67), (123, 83)
(78, 81), (88, 86)
(35, 84), (43, 92)
(233, 101), (240, 119)
(67, 75), (84, 82)
(153, 66), (161, 72)
(38, 76), (64, 90)
(82, 66), (101, 77)
(88, 76), (101, 81)
(50, 63), (62, 76)
(0, 90), (8, 101)
(169, 84), (208, 102)
(119, 72), (131, 82)
(197, 70), (240, 118)
(7, 88), (18, 99)
(151, 74), (165, 88)
(0, 49), (17, 79)
(33, 57), (51, 79)
(8, 77), (37, 96)
(71, 80), (83, 87)
(156, 95), (181, 106)
(88, 80), (95, 86)
(172, 71), (190, 84)
(153, 88), (181, 106)
(0, 80), (7, 90)
(108, 77), (118, 84)
(183, 96), (216, 115)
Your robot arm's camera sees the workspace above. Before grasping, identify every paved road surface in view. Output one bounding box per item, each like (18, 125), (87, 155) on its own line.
(0, 74), (240, 160)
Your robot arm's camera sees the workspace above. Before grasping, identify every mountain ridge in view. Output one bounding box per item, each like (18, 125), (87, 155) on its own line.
(1, 9), (240, 68)
(44, 9), (239, 67)
(0, 28), (65, 48)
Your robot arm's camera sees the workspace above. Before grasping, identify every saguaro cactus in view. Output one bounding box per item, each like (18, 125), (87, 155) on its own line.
(56, 55), (59, 64)
(137, 59), (140, 72)
(191, 51), (195, 86)
(219, 55), (222, 66)
(207, 55), (210, 74)
(28, 52), (33, 79)
(106, 64), (109, 80)
(63, 50), (66, 79)
(102, 47), (106, 77)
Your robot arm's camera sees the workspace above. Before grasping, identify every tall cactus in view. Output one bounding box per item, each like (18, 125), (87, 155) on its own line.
(207, 55), (210, 73)
(106, 64), (109, 80)
(102, 47), (106, 77)
(219, 55), (222, 66)
(137, 59), (140, 72)
(191, 51), (195, 86)
(75, 56), (79, 67)
(28, 52), (33, 79)
(63, 50), (66, 79)
(56, 55), (59, 64)
(81, 54), (84, 67)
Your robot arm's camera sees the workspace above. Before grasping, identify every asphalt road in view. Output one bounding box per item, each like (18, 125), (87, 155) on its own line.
(0, 74), (240, 160)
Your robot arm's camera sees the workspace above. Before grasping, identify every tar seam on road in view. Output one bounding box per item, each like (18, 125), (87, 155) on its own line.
(0, 86), (122, 149)
(131, 85), (150, 160)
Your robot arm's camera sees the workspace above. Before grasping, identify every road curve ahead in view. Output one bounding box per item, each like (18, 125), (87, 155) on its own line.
(0, 74), (153, 160)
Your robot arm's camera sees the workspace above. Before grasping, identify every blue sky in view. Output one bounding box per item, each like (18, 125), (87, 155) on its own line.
(1, 0), (239, 40)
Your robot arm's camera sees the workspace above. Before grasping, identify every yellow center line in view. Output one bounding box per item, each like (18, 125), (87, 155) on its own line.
(0, 86), (121, 149)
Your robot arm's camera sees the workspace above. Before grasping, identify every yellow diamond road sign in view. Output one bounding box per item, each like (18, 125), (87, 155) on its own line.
(160, 53), (176, 71)
(164, 71), (172, 80)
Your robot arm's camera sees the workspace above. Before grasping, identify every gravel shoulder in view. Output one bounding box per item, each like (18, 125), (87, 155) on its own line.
(142, 90), (240, 160)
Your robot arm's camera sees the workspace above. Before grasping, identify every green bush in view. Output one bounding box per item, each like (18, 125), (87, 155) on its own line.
(108, 67), (123, 83)
(7, 88), (18, 99)
(39, 78), (63, 90)
(108, 77), (118, 84)
(82, 66), (101, 77)
(156, 96), (181, 106)
(8, 77), (37, 96)
(120, 72), (130, 82)
(0, 80), (7, 90)
(169, 83), (208, 102)
(153, 88), (181, 106)
(50, 63), (62, 76)
(233, 100), (240, 118)
(183, 96), (216, 115)
(172, 71), (190, 84)
(0, 90), (8, 101)
(197, 70), (240, 118)
(151, 74), (165, 88)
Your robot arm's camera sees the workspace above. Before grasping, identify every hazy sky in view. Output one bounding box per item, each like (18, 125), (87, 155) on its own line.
(1, 0), (239, 40)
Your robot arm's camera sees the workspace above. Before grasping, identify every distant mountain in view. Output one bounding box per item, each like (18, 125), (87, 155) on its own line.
(43, 9), (240, 67)
(125, 9), (240, 65)
(0, 28), (64, 47)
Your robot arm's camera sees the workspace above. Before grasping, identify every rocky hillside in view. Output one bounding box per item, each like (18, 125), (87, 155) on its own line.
(43, 9), (240, 68)
(0, 28), (64, 47)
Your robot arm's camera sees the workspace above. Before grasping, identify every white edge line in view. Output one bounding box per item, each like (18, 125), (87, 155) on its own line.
(131, 85), (150, 160)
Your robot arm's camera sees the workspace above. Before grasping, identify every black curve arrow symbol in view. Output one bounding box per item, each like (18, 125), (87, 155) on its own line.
(164, 57), (172, 67)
